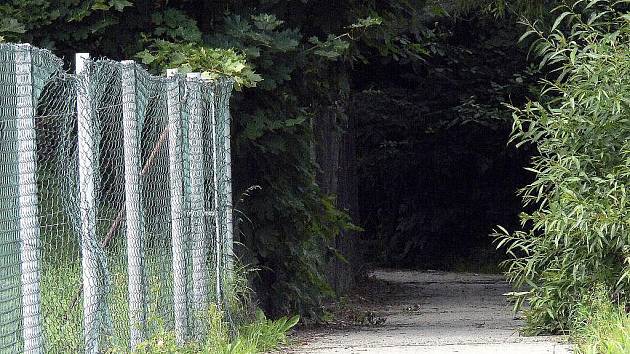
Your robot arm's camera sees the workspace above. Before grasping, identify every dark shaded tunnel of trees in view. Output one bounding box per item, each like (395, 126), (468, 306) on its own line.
(349, 17), (537, 271)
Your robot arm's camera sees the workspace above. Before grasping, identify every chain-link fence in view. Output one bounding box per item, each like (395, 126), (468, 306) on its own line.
(0, 43), (234, 353)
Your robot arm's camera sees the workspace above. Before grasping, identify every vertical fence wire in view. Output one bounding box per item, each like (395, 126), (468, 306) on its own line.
(37, 49), (82, 354)
(166, 74), (189, 344)
(0, 43), (21, 354)
(136, 67), (174, 339)
(209, 81), (223, 306)
(0, 43), (234, 353)
(76, 53), (101, 354)
(121, 61), (147, 347)
(215, 80), (234, 279)
(186, 74), (209, 337)
(15, 43), (44, 354)
(88, 59), (124, 351)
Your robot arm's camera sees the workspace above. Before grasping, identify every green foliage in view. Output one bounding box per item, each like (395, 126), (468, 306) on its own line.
(573, 286), (630, 354)
(0, 0), (133, 52)
(39, 251), (293, 353)
(0, 17), (25, 37)
(150, 9), (202, 43)
(238, 310), (300, 352)
(350, 1), (438, 63)
(348, 16), (383, 29)
(137, 42), (261, 88)
(308, 35), (351, 60)
(495, 0), (630, 334)
(120, 306), (298, 354)
(452, 0), (553, 17)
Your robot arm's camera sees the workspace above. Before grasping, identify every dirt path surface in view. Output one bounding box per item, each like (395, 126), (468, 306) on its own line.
(284, 270), (572, 354)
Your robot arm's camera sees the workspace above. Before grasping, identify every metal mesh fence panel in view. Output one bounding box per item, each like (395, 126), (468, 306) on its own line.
(0, 43), (22, 353)
(0, 43), (234, 353)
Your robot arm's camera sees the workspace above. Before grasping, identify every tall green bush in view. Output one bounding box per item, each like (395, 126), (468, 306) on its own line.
(496, 0), (630, 334)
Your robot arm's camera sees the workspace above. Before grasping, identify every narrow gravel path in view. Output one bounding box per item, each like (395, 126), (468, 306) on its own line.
(285, 270), (572, 354)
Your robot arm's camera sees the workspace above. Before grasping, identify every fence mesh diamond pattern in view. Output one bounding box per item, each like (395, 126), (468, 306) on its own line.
(0, 43), (234, 353)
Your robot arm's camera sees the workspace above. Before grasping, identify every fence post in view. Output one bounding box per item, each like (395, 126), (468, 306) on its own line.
(209, 81), (223, 305)
(212, 81), (233, 289)
(120, 60), (147, 347)
(186, 73), (208, 336)
(15, 43), (43, 354)
(75, 52), (101, 354)
(218, 82), (234, 278)
(166, 69), (188, 343)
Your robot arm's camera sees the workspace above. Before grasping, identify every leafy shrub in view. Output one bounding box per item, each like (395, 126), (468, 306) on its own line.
(102, 263), (298, 353)
(113, 306), (298, 354)
(495, 0), (630, 334)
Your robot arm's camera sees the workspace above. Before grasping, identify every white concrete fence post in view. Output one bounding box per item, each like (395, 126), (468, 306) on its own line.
(121, 60), (147, 348)
(212, 81), (234, 290)
(186, 73), (209, 336)
(76, 52), (102, 354)
(166, 68), (189, 344)
(219, 82), (234, 279)
(16, 43), (43, 354)
(209, 81), (223, 305)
